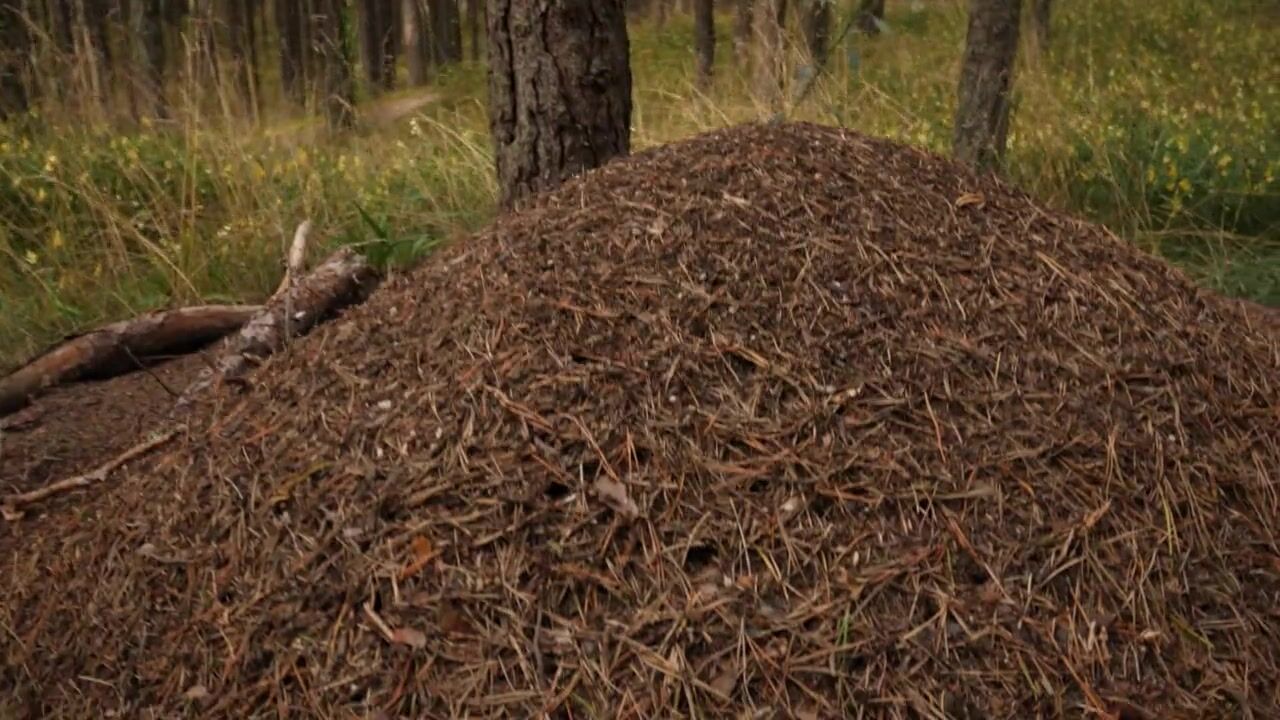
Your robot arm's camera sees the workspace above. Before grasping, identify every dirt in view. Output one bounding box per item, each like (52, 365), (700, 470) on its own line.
(3, 122), (1278, 719)
(0, 354), (205, 506)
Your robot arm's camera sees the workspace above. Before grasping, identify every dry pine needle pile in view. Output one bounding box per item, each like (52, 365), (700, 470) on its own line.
(2, 123), (1279, 719)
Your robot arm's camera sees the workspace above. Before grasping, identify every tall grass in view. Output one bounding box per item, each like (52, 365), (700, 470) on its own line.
(1, 0), (1277, 371)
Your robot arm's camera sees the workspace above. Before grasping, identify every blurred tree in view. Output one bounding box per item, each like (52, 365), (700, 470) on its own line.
(694, 0), (714, 88)
(953, 0), (1020, 170)
(312, 0), (354, 130)
(1031, 0), (1051, 52)
(855, 0), (884, 34)
(359, 0), (399, 91)
(487, 0), (632, 207)
(0, 1), (31, 118)
(752, 0), (784, 108)
(402, 0), (430, 85)
(429, 0), (461, 63)
(225, 0), (261, 117)
(733, 0), (752, 62)
(130, 0), (167, 118)
(276, 0), (307, 104)
(466, 0), (481, 61)
(802, 0), (830, 66)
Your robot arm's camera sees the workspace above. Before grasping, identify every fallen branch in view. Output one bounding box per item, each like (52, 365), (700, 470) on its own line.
(1, 429), (178, 521)
(0, 305), (262, 417)
(175, 246), (378, 411)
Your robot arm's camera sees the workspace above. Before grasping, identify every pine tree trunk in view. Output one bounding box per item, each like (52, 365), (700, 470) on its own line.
(226, 0), (258, 117)
(732, 0), (752, 62)
(467, 0), (481, 61)
(752, 0), (783, 108)
(802, 0), (829, 66)
(1031, 0), (1051, 53)
(277, 0), (306, 104)
(429, 0), (461, 64)
(693, 0), (714, 89)
(855, 0), (884, 34)
(953, 0), (1021, 171)
(402, 0), (429, 85)
(131, 0), (166, 118)
(0, 1), (31, 118)
(487, 0), (632, 208)
(313, 0), (354, 131)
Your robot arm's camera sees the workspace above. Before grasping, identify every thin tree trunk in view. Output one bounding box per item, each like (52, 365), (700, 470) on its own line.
(130, 0), (166, 118)
(855, 0), (884, 34)
(693, 0), (714, 89)
(226, 0), (259, 118)
(1031, 0), (1050, 53)
(0, 1), (32, 119)
(402, 0), (429, 85)
(953, 0), (1021, 171)
(802, 0), (829, 66)
(733, 0), (752, 62)
(429, 0), (461, 63)
(487, 0), (632, 208)
(313, 0), (354, 131)
(358, 0), (384, 89)
(277, 0), (305, 104)
(466, 0), (481, 61)
(752, 0), (783, 109)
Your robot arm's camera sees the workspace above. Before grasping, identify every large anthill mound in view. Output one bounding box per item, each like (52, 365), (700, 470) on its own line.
(3, 123), (1279, 719)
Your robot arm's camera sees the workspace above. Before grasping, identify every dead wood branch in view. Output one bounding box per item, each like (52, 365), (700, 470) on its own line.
(1, 429), (177, 521)
(175, 247), (378, 411)
(0, 305), (262, 417)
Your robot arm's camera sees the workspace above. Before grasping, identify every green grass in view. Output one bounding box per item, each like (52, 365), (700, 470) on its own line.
(1, 0), (1277, 371)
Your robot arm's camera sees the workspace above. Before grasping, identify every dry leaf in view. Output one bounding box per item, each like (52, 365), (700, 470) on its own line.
(593, 477), (640, 520)
(439, 606), (471, 636)
(183, 685), (209, 701)
(399, 535), (438, 579)
(954, 192), (986, 209)
(390, 627), (427, 649)
(709, 666), (738, 699)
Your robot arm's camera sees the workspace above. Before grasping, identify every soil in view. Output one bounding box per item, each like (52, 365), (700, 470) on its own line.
(0, 354), (205, 506)
(2, 122), (1278, 719)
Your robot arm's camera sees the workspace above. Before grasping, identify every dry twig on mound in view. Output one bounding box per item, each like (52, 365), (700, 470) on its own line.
(0, 305), (261, 417)
(175, 245), (379, 411)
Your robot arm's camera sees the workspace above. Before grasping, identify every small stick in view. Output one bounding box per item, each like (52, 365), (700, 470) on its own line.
(274, 220), (313, 298)
(1, 429), (178, 519)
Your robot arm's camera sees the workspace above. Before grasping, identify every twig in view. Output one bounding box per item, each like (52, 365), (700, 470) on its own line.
(1, 429), (178, 520)
(122, 346), (181, 399)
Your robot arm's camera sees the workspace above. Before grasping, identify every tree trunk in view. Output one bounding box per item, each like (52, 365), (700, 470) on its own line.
(225, 0), (259, 118)
(855, 0), (884, 34)
(358, 0), (398, 91)
(429, 0), (462, 64)
(277, 0), (306, 104)
(1031, 0), (1050, 53)
(802, 0), (829, 66)
(402, 0), (429, 85)
(0, 1), (32, 118)
(953, 0), (1020, 171)
(130, 0), (166, 118)
(312, 0), (354, 131)
(732, 0), (752, 62)
(77, 0), (115, 112)
(752, 0), (783, 109)
(693, 0), (714, 89)
(466, 0), (481, 61)
(487, 0), (632, 209)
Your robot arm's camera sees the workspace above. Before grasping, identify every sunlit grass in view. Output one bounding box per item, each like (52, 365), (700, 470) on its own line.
(1, 0), (1277, 370)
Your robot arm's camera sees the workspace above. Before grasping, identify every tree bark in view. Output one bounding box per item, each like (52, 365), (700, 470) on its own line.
(402, 0), (429, 85)
(466, 0), (481, 61)
(855, 0), (884, 35)
(487, 0), (632, 209)
(358, 0), (398, 91)
(1031, 0), (1051, 53)
(693, 0), (714, 88)
(953, 0), (1021, 171)
(225, 0), (259, 118)
(276, 0), (306, 104)
(429, 0), (462, 64)
(312, 0), (355, 131)
(751, 0), (783, 109)
(732, 0), (752, 62)
(802, 0), (829, 66)
(0, 1), (32, 119)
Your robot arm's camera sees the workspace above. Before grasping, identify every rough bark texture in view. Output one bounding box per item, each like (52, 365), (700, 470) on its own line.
(1031, 0), (1051, 52)
(0, 1), (31, 118)
(175, 248), (379, 412)
(312, 0), (355, 131)
(751, 0), (783, 109)
(402, 0), (430, 85)
(693, 0), (714, 88)
(0, 305), (261, 417)
(953, 0), (1021, 171)
(802, 0), (830, 66)
(855, 0), (885, 34)
(487, 0), (632, 209)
